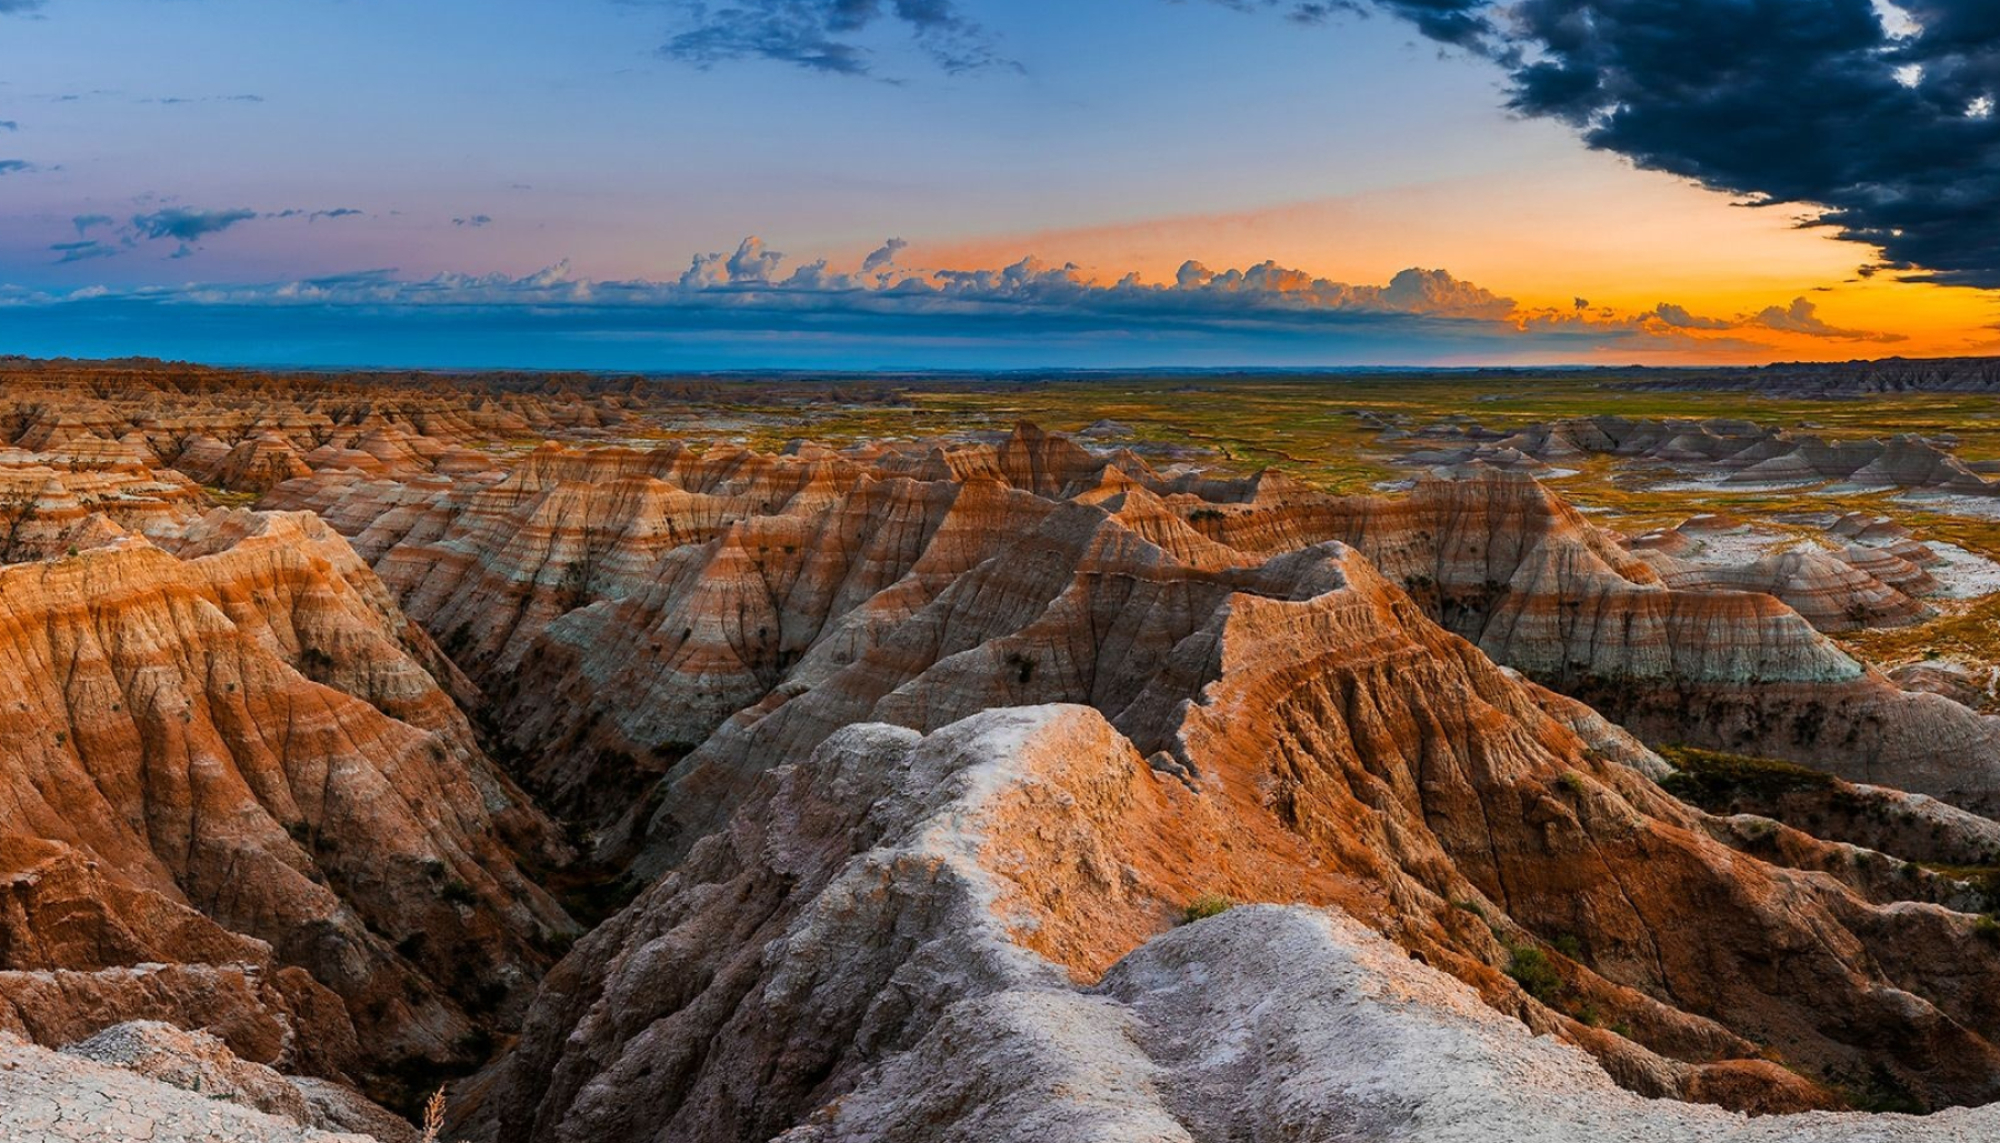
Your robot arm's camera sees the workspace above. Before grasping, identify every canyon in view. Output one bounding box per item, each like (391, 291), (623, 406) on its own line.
(9, 360), (2000, 1139)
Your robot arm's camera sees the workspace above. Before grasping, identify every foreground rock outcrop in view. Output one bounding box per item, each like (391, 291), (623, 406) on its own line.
(1, 1031), (381, 1143)
(482, 702), (2000, 1139)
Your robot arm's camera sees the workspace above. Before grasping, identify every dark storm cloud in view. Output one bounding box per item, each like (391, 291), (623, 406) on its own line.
(659, 0), (1010, 76)
(1244, 0), (2000, 288)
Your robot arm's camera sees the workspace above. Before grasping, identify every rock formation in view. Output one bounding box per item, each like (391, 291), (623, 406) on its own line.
(15, 359), (2000, 1140)
(0, 504), (575, 1106)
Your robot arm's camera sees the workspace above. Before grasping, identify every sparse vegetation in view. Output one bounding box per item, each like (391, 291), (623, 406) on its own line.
(419, 1086), (446, 1143)
(1656, 744), (1837, 811)
(1503, 945), (1562, 1005)
(1180, 892), (1235, 924)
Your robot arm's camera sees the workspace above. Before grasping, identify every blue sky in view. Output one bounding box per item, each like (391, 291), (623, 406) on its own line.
(1, 0), (1994, 368)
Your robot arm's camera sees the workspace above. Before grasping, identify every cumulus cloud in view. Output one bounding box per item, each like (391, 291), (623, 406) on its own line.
(861, 236), (907, 272)
(1236, 0), (2000, 289)
(1749, 296), (1907, 342)
(1649, 302), (1735, 331)
(19, 230), (1900, 354)
(658, 0), (1012, 76)
(1520, 295), (1904, 344)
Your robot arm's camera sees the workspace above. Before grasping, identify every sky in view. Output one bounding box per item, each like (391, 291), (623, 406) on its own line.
(2, 0), (1999, 369)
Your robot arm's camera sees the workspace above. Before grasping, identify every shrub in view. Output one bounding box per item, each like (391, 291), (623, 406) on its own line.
(1552, 933), (1583, 960)
(1504, 945), (1562, 1004)
(1975, 915), (2000, 945)
(1656, 745), (1836, 812)
(1180, 893), (1235, 925)
(440, 879), (478, 907)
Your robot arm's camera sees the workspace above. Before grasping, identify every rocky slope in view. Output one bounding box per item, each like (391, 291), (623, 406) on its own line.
(483, 699), (2000, 1139)
(1, 1024), (408, 1143)
(0, 505), (575, 1105)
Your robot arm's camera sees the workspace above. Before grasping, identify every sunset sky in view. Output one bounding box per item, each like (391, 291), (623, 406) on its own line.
(2, 0), (1998, 368)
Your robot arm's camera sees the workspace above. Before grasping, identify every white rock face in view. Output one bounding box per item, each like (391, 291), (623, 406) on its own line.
(0, 1032), (379, 1143)
(784, 904), (2000, 1142)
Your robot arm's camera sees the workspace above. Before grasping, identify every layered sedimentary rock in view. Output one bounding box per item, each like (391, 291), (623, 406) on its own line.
(1628, 521), (1934, 633)
(0, 508), (574, 1098)
(18, 358), (2000, 1139)
(269, 420), (2000, 826)
(1393, 413), (2000, 496)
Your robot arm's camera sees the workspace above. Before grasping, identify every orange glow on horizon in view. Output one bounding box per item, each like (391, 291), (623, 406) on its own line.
(887, 153), (2000, 365)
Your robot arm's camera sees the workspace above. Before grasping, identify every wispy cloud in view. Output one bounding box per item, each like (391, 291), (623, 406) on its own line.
(453, 214), (493, 228)
(269, 207), (366, 222)
(658, 0), (1013, 77)
(49, 240), (119, 264)
(0, 159), (36, 175)
(49, 205), (367, 263)
(130, 207), (258, 243)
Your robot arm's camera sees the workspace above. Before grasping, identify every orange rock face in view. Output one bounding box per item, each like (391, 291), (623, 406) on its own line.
(0, 506), (574, 1101)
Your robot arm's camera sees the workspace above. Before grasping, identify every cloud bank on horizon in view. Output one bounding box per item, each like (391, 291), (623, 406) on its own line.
(0, 235), (1901, 368)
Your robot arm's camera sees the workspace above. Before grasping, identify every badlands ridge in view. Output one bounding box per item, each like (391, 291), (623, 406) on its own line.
(6, 362), (2000, 1139)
